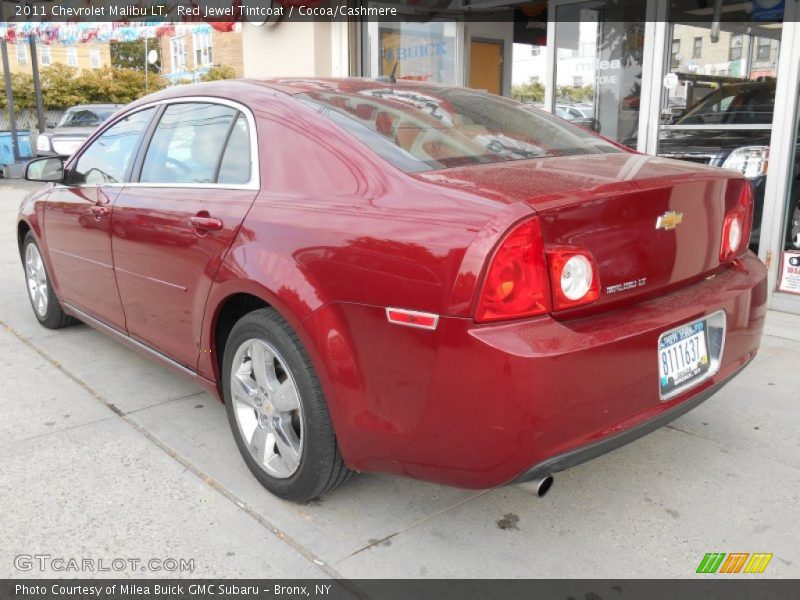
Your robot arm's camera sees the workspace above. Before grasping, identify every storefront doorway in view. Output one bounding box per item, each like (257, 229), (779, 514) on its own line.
(469, 38), (504, 95)
(655, 1), (783, 255)
(552, 0), (649, 146)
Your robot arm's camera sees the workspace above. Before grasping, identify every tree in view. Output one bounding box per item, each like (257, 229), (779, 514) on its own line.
(0, 65), (168, 111)
(556, 84), (595, 104)
(110, 39), (161, 73)
(200, 65), (237, 82)
(512, 78), (546, 104)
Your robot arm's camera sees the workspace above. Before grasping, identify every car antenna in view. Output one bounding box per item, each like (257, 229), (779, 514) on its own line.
(376, 62), (398, 84)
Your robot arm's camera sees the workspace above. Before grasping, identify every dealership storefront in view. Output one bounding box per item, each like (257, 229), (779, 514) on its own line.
(353, 0), (800, 313)
(243, 0), (800, 313)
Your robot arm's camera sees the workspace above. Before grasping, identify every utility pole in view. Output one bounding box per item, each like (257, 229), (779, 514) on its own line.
(29, 35), (47, 135)
(0, 0), (21, 165)
(145, 37), (149, 90)
(1, 36), (21, 163)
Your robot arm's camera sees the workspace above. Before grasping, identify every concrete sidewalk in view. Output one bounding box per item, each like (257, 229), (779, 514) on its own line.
(1, 180), (799, 579)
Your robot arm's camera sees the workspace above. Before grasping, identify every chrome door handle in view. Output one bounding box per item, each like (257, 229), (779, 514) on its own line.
(90, 205), (110, 218)
(189, 215), (223, 232)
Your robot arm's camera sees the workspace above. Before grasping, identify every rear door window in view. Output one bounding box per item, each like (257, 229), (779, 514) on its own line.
(217, 115), (252, 185)
(140, 103), (240, 184)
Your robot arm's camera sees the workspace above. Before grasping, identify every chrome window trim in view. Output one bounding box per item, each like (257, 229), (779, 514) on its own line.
(57, 95), (260, 192)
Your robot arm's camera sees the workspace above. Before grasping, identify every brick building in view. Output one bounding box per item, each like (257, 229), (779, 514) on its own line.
(158, 24), (244, 83)
(2, 41), (111, 74)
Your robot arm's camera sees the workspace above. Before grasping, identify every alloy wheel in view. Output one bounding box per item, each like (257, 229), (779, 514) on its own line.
(230, 338), (304, 479)
(25, 243), (49, 318)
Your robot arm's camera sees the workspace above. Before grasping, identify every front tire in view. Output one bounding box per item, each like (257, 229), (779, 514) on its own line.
(222, 308), (353, 502)
(22, 232), (77, 329)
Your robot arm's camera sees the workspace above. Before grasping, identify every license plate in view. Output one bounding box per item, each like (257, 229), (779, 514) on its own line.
(658, 320), (710, 397)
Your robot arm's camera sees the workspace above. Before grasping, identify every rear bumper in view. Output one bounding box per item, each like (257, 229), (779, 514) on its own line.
(512, 359), (749, 484)
(306, 253), (767, 489)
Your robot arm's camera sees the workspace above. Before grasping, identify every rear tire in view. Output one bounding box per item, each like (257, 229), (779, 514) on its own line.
(22, 232), (77, 330)
(222, 308), (353, 502)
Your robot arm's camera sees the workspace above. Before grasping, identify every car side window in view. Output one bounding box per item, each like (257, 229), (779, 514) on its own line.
(70, 107), (155, 186)
(217, 114), (252, 185)
(139, 103), (238, 185)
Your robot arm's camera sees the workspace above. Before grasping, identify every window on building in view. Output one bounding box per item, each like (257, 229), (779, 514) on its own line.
(671, 39), (680, 69)
(66, 47), (78, 67)
(729, 34), (743, 61)
(16, 44), (27, 65)
(193, 31), (213, 68)
(692, 37), (702, 59)
(39, 45), (51, 66)
(170, 36), (186, 73)
(573, 75), (583, 88)
(531, 46), (540, 56)
(89, 49), (101, 68)
(757, 38), (772, 61)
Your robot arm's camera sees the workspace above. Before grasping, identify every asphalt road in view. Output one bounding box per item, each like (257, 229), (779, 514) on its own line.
(1, 179), (799, 579)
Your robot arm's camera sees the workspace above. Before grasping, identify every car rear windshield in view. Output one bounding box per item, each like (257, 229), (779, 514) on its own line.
(296, 87), (621, 172)
(58, 108), (115, 128)
(676, 83), (775, 126)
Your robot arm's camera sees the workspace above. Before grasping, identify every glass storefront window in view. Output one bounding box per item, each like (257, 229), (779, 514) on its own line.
(367, 20), (459, 85)
(512, 43), (548, 108)
(777, 110), (800, 294)
(657, 1), (784, 253)
(554, 1), (647, 147)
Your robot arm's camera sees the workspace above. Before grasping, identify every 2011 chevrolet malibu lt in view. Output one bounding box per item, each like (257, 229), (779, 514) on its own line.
(18, 78), (767, 502)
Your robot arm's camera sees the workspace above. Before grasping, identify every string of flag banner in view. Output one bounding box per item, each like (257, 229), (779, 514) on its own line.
(0, 22), (224, 44)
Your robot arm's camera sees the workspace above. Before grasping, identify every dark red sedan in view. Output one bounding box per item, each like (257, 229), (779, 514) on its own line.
(18, 78), (766, 502)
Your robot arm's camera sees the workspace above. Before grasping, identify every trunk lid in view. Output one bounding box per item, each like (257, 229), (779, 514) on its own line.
(414, 152), (748, 315)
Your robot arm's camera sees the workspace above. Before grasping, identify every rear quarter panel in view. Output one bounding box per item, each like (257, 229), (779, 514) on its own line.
(199, 96), (507, 387)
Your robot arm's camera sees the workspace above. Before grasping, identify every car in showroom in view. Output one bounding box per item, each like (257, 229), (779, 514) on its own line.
(36, 104), (120, 158)
(18, 78), (766, 502)
(658, 79), (800, 249)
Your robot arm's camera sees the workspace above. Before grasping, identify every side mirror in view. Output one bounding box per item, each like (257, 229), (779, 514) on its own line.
(25, 157), (64, 183)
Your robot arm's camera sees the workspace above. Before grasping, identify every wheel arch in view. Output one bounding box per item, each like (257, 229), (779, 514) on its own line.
(17, 219), (32, 257)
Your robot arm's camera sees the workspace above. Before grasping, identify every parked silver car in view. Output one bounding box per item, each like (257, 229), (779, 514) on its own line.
(36, 104), (121, 157)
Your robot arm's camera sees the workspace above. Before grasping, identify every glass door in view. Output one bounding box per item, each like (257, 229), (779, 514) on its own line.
(775, 85), (800, 297)
(655, 1), (785, 255)
(551, 0), (649, 147)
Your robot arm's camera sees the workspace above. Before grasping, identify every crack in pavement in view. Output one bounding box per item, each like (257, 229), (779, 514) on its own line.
(337, 489), (491, 564)
(665, 423), (800, 472)
(0, 318), (353, 583)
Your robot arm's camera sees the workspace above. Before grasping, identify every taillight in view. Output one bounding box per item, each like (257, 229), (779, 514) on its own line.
(547, 247), (600, 310)
(475, 218), (550, 322)
(720, 183), (753, 262)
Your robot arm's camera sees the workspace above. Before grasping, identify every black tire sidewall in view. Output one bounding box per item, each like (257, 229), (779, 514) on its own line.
(222, 309), (338, 502)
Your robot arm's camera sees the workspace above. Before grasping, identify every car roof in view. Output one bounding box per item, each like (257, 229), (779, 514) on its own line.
(66, 104), (122, 110)
(240, 77), (462, 96)
(129, 78), (467, 107)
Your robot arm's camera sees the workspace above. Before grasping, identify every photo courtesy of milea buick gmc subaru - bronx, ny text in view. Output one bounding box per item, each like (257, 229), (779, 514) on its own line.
(18, 78), (766, 502)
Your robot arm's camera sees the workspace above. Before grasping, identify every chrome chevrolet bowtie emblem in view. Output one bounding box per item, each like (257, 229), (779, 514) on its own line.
(656, 211), (684, 230)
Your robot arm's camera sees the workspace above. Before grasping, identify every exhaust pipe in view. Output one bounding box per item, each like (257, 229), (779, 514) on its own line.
(533, 475), (554, 498)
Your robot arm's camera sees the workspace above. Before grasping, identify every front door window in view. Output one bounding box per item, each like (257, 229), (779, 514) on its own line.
(70, 108), (155, 186)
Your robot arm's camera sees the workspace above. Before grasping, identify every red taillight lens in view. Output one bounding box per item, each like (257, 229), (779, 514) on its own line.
(475, 218), (550, 322)
(547, 247), (601, 310)
(721, 183), (753, 262)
